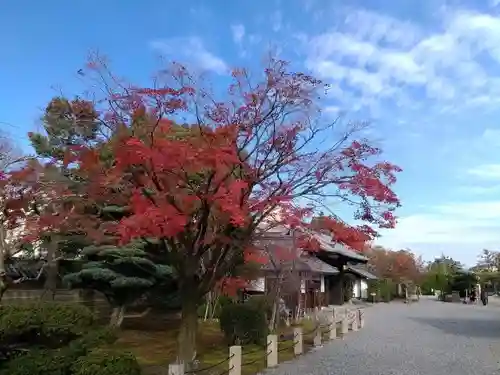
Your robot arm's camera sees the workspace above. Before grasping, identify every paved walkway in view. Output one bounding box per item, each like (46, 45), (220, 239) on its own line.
(266, 297), (500, 375)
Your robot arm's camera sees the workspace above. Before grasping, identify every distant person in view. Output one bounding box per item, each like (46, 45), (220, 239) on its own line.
(470, 289), (477, 304)
(480, 287), (489, 306)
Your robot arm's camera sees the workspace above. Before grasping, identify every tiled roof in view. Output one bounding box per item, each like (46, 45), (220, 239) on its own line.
(255, 225), (368, 263)
(346, 265), (378, 280)
(311, 232), (368, 263)
(261, 254), (339, 274)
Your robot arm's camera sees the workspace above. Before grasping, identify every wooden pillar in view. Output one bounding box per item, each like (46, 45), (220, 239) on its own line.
(328, 273), (345, 305)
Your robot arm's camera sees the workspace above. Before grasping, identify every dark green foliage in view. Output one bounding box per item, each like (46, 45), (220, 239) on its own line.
(245, 295), (272, 320)
(30, 97), (101, 161)
(219, 303), (268, 345)
(368, 279), (396, 302)
(145, 288), (181, 311)
(69, 327), (117, 354)
(0, 302), (94, 350)
(71, 349), (141, 375)
(63, 239), (175, 310)
(0, 302), (138, 375)
(2, 347), (80, 375)
(2, 346), (138, 375)
(449, 271), (478, 296)
(197, 295), (235, 318)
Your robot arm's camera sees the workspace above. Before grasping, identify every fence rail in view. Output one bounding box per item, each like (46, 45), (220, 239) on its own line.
(169, 307), (366, 375)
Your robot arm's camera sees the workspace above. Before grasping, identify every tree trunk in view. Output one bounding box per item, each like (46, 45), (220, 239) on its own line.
(209, 291), (221, 320)
(203, 292), (210, 321)
(0, 226), (7, 304)
(269, 275), (283, 332)
(82, 289), (96, 314)
(109, 305), (126, 327)
(42, 237), (58, 300)
(178, 287), (199, 368)
(0, 225), (6, 273)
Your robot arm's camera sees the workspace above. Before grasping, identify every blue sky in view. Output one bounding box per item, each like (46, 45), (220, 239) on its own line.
(2, 0), (500, 266)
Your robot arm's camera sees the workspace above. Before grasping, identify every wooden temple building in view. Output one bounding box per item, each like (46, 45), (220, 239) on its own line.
(246, 223), (377, 314)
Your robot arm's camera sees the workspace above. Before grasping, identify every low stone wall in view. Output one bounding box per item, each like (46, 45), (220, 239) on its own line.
(2, 289), (81, 301)
(1, 289), (111, 320)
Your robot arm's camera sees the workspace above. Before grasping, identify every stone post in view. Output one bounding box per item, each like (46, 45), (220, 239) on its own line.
(351, 317), (359, 331)
(168, 363), (184, 375)
(266, 334), (278, 368)
(313, 326), (322, 347)
(332, 307), (340, 322)
(341, 317), (348, 335)
(329, 322), (337, 340)
(293, 327), (303, 355)
(359, 308), (365, 328)
(229, 345), (241, 375)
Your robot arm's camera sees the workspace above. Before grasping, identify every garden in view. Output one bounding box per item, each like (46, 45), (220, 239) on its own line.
(0, 55), (401, 374)
(0, 295), (331, 375)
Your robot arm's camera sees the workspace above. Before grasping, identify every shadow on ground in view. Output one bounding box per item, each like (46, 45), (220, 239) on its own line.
(411, 317), (500, 338)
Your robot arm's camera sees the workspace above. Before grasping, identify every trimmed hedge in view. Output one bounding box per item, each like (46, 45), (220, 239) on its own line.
(219, 302), (268, 345)
(0, 302), (140, 375)
(72, 349), (141, 375)
(2, 347), (78, 375)
(2, 347), (141, 375)
(0, 302), (94, 346)
(245, 295), (272, 320)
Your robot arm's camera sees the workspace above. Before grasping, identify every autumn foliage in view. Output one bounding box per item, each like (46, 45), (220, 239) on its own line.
(15, 56), (401, 363)
(368, 246), (423, 284)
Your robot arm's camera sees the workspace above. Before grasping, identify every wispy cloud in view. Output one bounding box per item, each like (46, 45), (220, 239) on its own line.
(456, 185), (500, 195)
(377, 200), (500, 262)
(302, 8), (500, 115)
(150, 37), (228, 75)
(467, 164), (500, 180)
(271, 10), (283, 32)
(231, 24), (247, 58)
(231, 24), (245, 45)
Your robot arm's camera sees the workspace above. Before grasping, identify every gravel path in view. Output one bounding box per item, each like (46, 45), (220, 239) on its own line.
(265, 297), (500, 375)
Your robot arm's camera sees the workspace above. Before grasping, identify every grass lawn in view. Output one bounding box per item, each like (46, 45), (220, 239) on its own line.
(114, 317), (319, 375)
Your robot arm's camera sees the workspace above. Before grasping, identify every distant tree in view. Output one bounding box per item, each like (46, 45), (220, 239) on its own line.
(368, 246), (422, 285)
(474, 249), (500, 271)
(449, 271), (478, 295)
(26, 97), (104, 299)
(420, 255), (464, 298)
(0, 134), (31, 271)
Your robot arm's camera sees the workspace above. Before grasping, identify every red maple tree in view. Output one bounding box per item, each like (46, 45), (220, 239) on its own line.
(0, 158), (40, 281)
(368, 246), (422, 284)
(63, 57), (401, 363)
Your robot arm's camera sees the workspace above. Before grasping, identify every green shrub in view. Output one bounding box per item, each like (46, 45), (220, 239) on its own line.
(1, 346), (138, 375)
(1, 347), (77, 375)
(198, 295), (234, 319)
(0, 328), (119, 375)
(367, 279), (397, 303)
(69, 327), (118, 355)
(0, 302), (94, 335)
(245, 295), (272, 319)
(0, 302), (133, 375)
(219, 303), (268, 345)
(0, 302), (94, 353)
(71, 349), (141, 375)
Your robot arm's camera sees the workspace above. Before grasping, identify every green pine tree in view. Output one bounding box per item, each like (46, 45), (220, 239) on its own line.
(64, 238), (174, 327)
